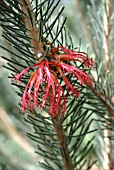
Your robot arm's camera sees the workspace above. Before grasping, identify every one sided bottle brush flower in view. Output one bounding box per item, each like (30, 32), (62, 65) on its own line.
(14, 46), (95, 118)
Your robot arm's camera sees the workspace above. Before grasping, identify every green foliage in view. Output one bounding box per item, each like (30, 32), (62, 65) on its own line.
(0, 0), (114, 170)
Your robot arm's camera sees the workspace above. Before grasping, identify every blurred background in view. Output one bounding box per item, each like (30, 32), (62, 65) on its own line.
(0, 0), (113, 170)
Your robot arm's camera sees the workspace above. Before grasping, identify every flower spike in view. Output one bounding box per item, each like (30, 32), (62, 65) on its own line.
(14, 46), (95, 117)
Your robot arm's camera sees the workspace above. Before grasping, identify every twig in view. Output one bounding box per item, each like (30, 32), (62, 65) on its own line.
(103, 0), (112, 169)
(19, 0), (45, 57)
(104, 0), (111, 169)
(91, 87), (114, 117)
(104, 0), (111, 71)
(54, 117), (74, 170)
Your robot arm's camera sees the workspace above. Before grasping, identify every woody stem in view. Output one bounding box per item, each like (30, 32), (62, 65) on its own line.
(103, 0), (112, 169)
(54, 117), (74, 170)
(19, 0), (45, 56)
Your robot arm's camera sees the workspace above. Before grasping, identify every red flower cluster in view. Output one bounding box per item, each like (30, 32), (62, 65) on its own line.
(15, 46), (95, 117)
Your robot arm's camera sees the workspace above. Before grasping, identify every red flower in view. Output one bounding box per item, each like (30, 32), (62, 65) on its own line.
(15, 60), (67, 117)
(52, 46), (95, 68)
(14, 46), (95, 117)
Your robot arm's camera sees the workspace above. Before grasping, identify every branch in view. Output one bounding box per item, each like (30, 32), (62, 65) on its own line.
(91, 85), (113, 170)
(54, 117), (74, 170)
(104, 0), (111, 71)
(103, 1), (112, 169)
(19, 0), (45, 57)
(91, 87), (114, 117)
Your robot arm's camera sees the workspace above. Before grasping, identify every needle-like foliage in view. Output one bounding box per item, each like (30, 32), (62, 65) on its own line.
(0, 0), (114, 170)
